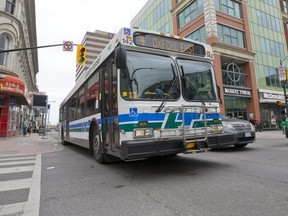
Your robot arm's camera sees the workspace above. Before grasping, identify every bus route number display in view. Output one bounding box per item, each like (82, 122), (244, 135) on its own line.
(133, 33), (205, 56)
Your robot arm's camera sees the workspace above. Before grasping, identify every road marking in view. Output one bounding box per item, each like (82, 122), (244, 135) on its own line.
(0, 156), (36, 162)
(0, 178), (31, 192)
(0, 202), (25, 215)
(0, 166), (34, 174)
(23, 154), (41, 216)
(0, 160), (35, 166)
(0, 154), (41, 216)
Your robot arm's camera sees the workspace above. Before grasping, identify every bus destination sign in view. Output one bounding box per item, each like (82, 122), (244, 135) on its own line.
(133, 33), (205, 56)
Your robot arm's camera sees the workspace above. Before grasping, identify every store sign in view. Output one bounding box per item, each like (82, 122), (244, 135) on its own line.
(262, 92), (284, 100)
(0, 80), (25, 94)
(223, 87), (251, 97)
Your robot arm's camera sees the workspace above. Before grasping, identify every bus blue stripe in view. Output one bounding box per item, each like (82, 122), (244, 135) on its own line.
(68, 113), (221, 128)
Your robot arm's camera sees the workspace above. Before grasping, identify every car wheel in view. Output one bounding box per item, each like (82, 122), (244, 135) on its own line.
(234, 144), (248, 148)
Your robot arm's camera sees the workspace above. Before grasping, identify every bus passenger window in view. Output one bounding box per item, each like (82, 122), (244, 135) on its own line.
(87, 71), (100, 114)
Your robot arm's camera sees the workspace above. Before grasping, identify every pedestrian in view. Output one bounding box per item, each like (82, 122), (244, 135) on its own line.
(27, 122), (32, 135)
(23, 118), (28, 136)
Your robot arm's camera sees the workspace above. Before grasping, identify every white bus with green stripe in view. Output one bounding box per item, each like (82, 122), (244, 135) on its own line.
(59, 27), (224, 164)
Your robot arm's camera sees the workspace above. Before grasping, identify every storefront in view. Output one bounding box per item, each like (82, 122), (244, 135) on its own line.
(258, 90), (285, 130)
(0, 73), (28, 137)
(223, 86), (252, 120)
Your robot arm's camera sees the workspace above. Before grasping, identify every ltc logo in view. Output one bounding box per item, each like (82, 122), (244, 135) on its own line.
(162, 113), (182, 129)
(162, 113), (202, 129)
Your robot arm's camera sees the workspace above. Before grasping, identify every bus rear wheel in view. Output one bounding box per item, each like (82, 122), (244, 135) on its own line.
(92, 128), (106, 164)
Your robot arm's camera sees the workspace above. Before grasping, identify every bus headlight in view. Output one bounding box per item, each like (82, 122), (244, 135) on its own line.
(208, 124), (224, 133)
(133, 128), (154, 138)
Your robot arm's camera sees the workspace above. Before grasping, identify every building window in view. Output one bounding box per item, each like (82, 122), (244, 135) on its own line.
(222, 63), (245, 87)
(260, 0), (277, 7)
(158, 22), (171, 34)
(259, 37), (285, 58)
(283, 0), (287, 13)
(0, 34), (9, 66)
(215, 0), (242, 18)
(256, 10), (281, 32)
(186, 26), (206, 43)
(217, 24), (245, 48)
(152, 1), (169, 23)
(178, 0), (204, 28)
(264, 66), (281, 88)
(5, 0), (16, 15)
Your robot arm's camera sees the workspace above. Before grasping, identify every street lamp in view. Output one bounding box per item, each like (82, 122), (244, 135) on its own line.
(41, 99), (55, 139)
(47, 100), (56, 128)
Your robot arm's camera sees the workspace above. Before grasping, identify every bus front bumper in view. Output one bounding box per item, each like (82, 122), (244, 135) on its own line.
(120, 138), (208, 160)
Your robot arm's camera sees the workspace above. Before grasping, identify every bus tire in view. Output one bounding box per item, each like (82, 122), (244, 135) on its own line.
(91, 127), (106, 164)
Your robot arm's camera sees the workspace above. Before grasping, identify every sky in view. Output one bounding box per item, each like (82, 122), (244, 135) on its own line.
(35, 0), (148, 125)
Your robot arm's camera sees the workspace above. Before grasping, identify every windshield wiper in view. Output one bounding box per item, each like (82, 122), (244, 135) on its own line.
(155, 64), (178, 113)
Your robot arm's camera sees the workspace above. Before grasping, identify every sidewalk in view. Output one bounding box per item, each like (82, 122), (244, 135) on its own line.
(0, 133), (63, 155)
(255, 130), (285, 138)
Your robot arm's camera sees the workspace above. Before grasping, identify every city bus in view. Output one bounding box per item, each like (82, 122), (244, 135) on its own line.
(59, 27), (223, 163)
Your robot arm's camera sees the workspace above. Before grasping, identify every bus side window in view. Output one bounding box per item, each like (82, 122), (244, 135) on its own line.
(87, 70), (100, 114)
(69, 94), (77, 120)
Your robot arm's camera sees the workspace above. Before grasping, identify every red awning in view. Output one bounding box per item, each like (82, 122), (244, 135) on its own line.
(0, 74), (29, 105)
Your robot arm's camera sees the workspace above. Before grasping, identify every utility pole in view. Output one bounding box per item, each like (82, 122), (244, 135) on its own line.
(280, 57), (288, 117)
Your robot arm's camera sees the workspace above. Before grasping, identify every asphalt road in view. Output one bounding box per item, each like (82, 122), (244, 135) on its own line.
(40, 132), (288, 216)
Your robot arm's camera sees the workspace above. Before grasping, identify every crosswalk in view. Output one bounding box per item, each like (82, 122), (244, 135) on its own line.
(0, 154), (41, 216)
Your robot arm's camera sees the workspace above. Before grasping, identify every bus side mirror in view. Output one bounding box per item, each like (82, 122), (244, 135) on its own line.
(115, 46), (127, 69)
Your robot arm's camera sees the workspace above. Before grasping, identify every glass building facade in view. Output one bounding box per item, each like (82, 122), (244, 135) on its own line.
(131, 0), (172, 34)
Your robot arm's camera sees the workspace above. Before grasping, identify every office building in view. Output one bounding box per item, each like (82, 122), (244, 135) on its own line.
(131, 0), (288, 130)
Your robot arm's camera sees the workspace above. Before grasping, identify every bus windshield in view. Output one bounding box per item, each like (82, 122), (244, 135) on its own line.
(120, 51), (180, 100)
(177, 59), (217, 101)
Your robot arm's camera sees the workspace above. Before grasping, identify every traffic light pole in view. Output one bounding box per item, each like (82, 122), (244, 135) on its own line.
(283, 81), (287, 116)
(0, 43), (78, 53)
(0, 44), (63, 53)
(280, 57), (288, 118)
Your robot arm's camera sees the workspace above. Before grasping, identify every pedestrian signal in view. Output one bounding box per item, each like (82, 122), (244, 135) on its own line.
(76, 45), (86, 65)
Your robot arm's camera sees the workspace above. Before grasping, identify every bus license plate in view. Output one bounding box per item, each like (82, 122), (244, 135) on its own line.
(186, 143), (196, 149)
(245, 132), (251, 137)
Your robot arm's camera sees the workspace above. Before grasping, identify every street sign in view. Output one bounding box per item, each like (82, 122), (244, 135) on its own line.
(63, 41), (73, 51)
(278, 65), (285, 82)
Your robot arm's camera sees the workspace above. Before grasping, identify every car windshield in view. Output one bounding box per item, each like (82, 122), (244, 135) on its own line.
(120, 51), (180, 100)
(177, 59), (217, 101)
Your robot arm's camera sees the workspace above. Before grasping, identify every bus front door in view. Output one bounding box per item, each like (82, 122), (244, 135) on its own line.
(101, 63), (119, 152)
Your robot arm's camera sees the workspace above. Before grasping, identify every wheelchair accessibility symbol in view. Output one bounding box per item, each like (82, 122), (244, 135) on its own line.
(129, 108), (138, 117)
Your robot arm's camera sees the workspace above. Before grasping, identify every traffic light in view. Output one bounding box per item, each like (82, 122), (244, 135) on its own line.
(76, 45), (86, 65)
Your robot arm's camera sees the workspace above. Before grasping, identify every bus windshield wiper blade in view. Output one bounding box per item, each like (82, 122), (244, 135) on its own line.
(155, 64), (177, 113)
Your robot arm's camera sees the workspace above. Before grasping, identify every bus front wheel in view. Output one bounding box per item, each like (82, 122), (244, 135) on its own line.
(92, 128), (106, 164)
